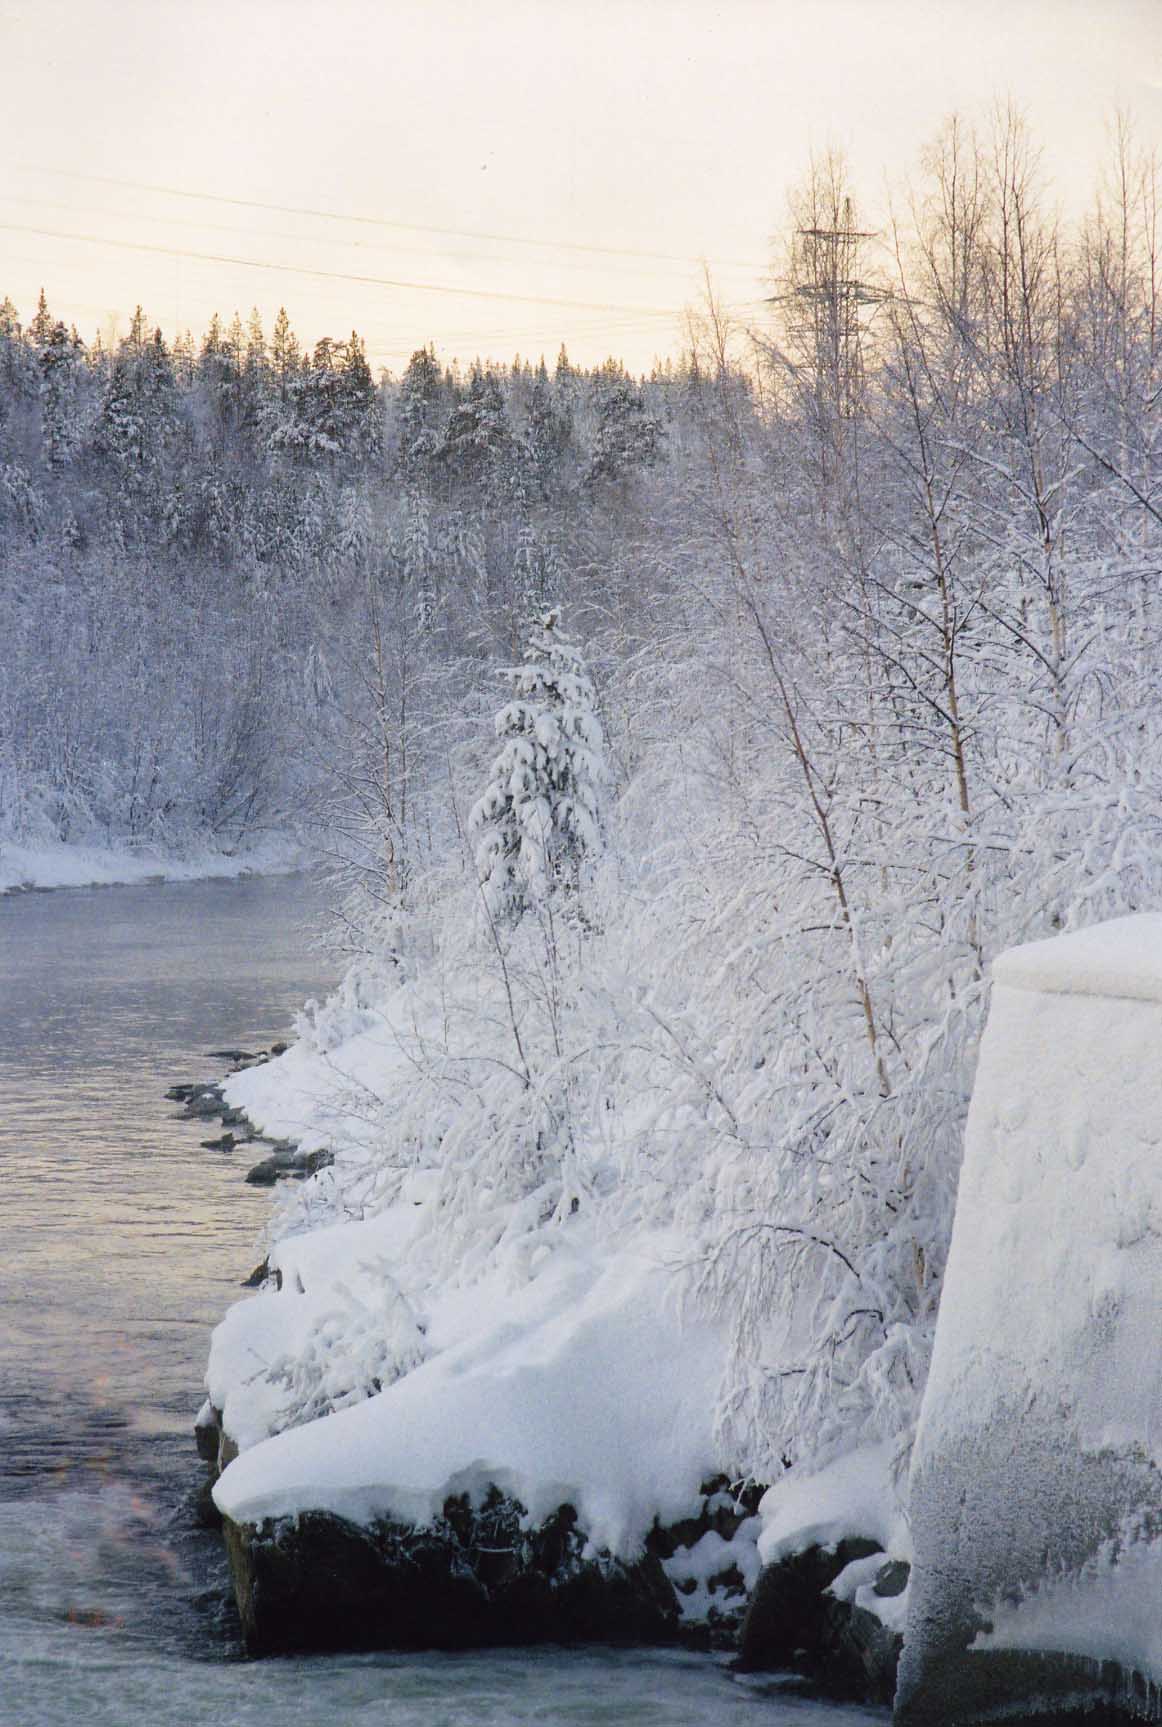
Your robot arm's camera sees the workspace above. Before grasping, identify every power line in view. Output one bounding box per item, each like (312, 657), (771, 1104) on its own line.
(22, 165), (767, 276)
(0, 190), (431, 264)
(0, 189), (748, 294)
(0, 221), (683, 318)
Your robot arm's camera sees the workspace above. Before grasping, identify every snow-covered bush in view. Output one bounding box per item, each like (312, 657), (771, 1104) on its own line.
(263, 1268), (426, 1432)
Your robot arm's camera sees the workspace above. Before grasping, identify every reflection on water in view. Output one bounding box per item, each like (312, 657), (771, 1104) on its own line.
(0, 870), (335, 1701)
(0, 875), (884, 1725)
(0, 872), (335, 1507)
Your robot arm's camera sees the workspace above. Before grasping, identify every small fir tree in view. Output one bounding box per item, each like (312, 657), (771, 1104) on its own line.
(469, 609), (606, 925)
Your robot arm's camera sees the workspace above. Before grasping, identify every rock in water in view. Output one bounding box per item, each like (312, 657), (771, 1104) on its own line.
(897, 915), (1162, 1727)
(244, 1156), (282, 1187)
(221, 1494), (680, 1656)
(244, 1146), (332, 1185)
(738, 1537), (900, 1700)
(178, 1086), (226, 1119)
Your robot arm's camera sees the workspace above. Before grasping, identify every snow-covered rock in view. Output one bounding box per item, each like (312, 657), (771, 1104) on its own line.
(737, 1443), (912, 1701)
(213, 1235), (722, 1550)
(757, 1442), (911, 1571)
(897, 914), (1162, 1726)
(204, 1159), (740, 1652)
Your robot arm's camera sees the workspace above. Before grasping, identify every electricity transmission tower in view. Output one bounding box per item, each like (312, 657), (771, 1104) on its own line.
(766, 198), (890, 423)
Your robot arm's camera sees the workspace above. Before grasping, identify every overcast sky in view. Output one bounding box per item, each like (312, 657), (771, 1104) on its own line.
(1, 0), (1160, 374)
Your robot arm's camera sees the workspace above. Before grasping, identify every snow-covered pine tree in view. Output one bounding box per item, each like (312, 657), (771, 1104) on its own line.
(396, 345), (445, 480)
(469, 608), (606, 926)
(586, 374), (662, 487)
(39, 320), (84, 470)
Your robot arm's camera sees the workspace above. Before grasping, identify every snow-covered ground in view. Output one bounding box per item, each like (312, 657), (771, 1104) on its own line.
(0, 832), (306, 894)
(208, 999), (731, 1558)
(212, 1216), (724, 1552)
(205, 956), (909, 1604)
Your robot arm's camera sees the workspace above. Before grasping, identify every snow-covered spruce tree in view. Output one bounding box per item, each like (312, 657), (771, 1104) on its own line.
(469, 608), (606, 926)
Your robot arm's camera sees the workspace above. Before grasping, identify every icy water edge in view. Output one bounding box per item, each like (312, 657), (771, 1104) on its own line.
(0, 873), (883, 1726)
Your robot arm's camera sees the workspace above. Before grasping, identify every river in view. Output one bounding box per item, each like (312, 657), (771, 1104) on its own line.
(0, 873), (883, 1726)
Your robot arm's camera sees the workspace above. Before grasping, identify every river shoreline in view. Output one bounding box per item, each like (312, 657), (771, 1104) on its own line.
(1, 873), (886, 1726)
(0, 832), (307, 896)
(184, 1057), (904, 1704)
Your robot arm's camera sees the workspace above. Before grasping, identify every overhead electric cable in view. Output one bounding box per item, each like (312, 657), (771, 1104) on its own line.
(0, 221), (681, 318)
(21, 165), (767, 274)
(0, 190), (742, 290)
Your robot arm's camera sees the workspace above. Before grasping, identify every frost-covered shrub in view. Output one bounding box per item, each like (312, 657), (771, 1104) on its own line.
(263, 1270), (426, 1433)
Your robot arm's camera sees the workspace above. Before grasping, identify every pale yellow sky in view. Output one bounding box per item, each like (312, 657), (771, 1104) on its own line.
(1, 0), (1159, 375)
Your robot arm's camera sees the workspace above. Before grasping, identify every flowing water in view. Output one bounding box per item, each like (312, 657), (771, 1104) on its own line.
(0, 873), (883, 1726)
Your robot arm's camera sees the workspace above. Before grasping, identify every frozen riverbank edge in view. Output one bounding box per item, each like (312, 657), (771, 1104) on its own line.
(195, 914), (1162, 1722)
(0, 831), (306, 895)
(191, 1047), (909, 1697)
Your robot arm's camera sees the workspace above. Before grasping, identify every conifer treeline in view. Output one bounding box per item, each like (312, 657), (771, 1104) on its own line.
(0, 292), (667, 566)
(0, 292), (672, 850)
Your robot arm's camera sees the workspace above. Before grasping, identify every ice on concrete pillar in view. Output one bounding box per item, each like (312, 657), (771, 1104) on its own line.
(896, 915), (1162, 1727)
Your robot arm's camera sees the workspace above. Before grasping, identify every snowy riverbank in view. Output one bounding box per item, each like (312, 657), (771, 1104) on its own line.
(198, 911), (1162, 1721)
(0, 832), (307, 895)
(196, 966), (912, 1683)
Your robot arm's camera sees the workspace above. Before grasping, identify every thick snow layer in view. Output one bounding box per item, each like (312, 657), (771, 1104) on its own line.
(219, 960), (453, 1161)
(0, 832), (303, 895)
(757, 1442), (911, 1569)
(899, 915), (1162, 1718)
(213, 1232), (724, 1560)
(991, 911), (1162, 1002)
(206, 1193), (432, 1450)
(222, 1022), (386, 1158)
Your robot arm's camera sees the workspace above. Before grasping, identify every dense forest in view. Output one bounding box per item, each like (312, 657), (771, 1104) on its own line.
(6, 112), (1162, 1485)
(0, 263), (670, 863)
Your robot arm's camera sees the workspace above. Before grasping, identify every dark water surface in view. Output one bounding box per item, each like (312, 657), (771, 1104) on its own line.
(0, 874), (882, 1726)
